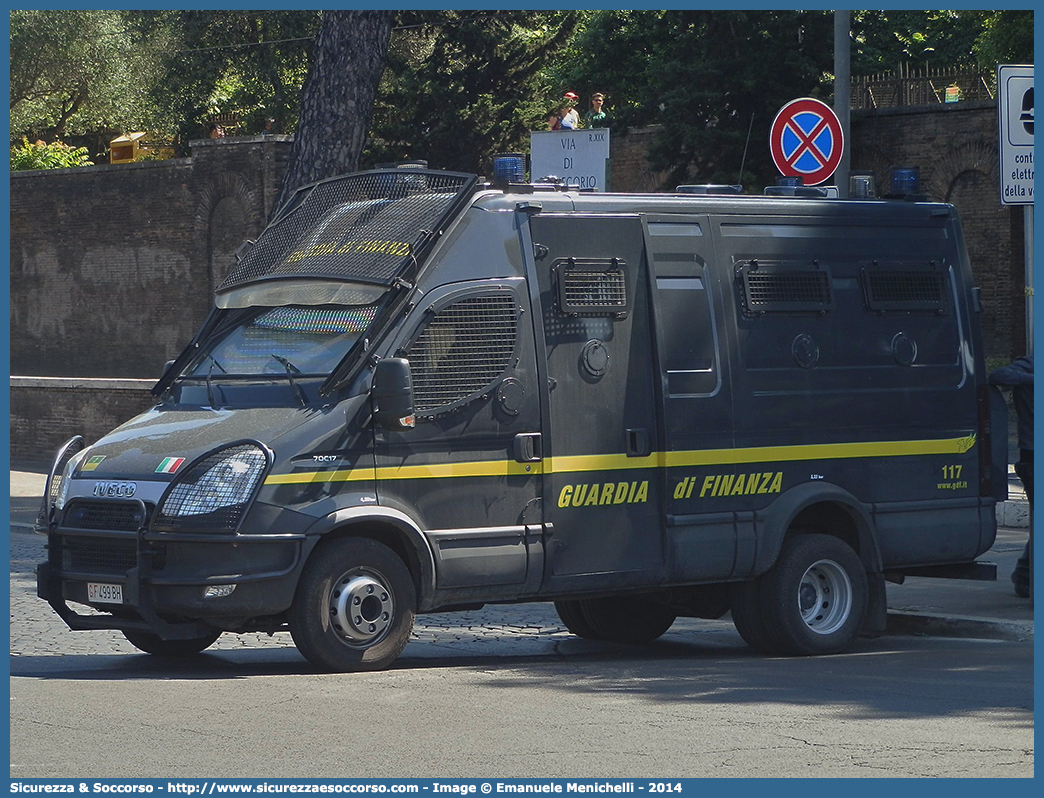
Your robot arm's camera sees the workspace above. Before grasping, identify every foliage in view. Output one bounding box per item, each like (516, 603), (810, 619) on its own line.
(10, 10), (172, 144)
(365, 10), (581, 173)
(131, 10), (320, 149)
(973, 10), (1035, 66)
(10, 137), (94, 170)
(850, 10), (987, 74)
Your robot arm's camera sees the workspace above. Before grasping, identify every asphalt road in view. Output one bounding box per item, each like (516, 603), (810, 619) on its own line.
(9, 528), (1034, 779)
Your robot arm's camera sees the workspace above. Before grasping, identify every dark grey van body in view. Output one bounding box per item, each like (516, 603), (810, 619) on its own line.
(37, 169), (1000, 670)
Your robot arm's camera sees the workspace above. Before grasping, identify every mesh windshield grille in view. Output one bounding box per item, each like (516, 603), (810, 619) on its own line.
(218, 171), (474, 293)
(62, 500), (148, 532)
(742, 267), (831, 312)
(408, 295), (519, 413)
(864, 267), (946, 311)
(60, 535), (138, 575)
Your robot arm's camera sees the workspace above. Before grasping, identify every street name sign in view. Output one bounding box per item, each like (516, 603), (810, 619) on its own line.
(530, 128), (610, 191)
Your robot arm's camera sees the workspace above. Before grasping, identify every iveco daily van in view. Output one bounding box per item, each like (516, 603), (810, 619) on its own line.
(37, 167), (1004, 671)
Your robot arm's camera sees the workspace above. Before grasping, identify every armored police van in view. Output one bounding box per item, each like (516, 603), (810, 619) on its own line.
(37, 167), (1004, 671)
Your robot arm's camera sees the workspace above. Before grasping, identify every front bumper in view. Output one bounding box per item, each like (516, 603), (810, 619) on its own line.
(37, 499), (316, 639)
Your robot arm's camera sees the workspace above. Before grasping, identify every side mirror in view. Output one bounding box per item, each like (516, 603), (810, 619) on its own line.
(161, 359), (176, 379)
(373, 357), (416, 430)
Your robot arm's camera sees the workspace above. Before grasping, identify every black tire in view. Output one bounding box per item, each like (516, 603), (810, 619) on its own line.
(554, 599), (600, 639)
(122, 629), (221, 657)
(289, 537), (416, 672)
(737, 533), (868, 656)
(729, 578), (784, 655)
(578, 596), (677, 644)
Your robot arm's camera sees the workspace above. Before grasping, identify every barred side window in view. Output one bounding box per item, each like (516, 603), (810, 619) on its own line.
(555, 259), (630, 317)
(737, 261), (832, 314)
(862, 261), (948, 313)
(406, 294), (519, 414)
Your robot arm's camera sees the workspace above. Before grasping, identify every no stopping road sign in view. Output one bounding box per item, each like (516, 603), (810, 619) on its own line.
(770, 97), (844, 186)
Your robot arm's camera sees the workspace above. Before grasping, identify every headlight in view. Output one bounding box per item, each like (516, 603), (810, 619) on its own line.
(155, 444), (269, 531)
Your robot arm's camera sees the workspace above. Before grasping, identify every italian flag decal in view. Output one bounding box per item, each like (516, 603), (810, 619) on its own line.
(156, 457), (186, 474)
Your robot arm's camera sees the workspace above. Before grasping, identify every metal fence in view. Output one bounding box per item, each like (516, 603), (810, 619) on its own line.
(851, 64), (996, 110)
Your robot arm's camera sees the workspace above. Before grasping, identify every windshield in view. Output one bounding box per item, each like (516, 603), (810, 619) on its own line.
(185, 304), (379, 377)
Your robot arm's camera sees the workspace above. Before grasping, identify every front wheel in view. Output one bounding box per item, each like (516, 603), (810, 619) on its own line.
(289, 537), (416, 672)
(122, 629), (221, 657)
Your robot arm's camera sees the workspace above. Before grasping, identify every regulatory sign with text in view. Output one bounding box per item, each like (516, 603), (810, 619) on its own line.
(998, 64), (1034, 205)
(530, 128), (610, 191)
(769, 97), (844, 186)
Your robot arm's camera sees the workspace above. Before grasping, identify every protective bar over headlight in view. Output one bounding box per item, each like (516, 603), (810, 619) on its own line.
(154, 443), (269, 532)
(36, 436), (85, 531)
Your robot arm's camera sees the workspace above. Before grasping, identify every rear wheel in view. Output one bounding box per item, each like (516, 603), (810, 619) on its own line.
(289, 537), (415, 672)
(122, 629), (220, 657)
(733, 533), (867, 656)
(554, 599), (599, 639)
(579, 595), (677, 644)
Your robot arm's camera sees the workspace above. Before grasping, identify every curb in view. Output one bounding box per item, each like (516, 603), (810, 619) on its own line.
(886, 610), (1034, 642)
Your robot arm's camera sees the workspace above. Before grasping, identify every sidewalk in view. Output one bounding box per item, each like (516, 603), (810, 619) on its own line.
(10, 466), (1033, 643)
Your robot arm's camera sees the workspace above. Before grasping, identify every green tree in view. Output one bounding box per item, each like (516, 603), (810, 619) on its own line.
(974, 10), (1034, 65)
(550, 10), (834, 188)
(134, 10), (320, 146)
(10, 10), (171, 143)
(366, 10), (581, 173)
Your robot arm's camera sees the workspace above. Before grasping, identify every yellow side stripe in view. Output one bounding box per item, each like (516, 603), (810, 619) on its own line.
(263, 434), (974, 486)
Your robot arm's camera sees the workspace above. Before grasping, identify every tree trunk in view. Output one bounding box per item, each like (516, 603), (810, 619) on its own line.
(273, 10), (393, 214)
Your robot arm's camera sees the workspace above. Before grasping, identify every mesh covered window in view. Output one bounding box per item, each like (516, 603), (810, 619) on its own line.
(863, 262), (948, 312)
(218, 170), (475, 294)
(738, 262), (832, 313)
(407, 295), (519, 414)
(556, 259), (629, 316)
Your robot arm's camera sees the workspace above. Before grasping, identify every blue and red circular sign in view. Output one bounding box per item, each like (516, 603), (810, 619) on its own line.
(769, 98), (844, 186)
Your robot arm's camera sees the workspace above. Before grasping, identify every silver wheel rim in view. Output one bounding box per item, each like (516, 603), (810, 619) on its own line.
(329, 571), (394, 647)
(797, 559), (852, 635)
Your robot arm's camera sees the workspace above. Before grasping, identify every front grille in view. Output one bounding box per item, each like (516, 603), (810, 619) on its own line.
(60, 536), (138, 575)
(62, 500), (149, 532)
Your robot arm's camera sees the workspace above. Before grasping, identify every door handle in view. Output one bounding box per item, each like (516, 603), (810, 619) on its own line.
(626, 428), (650, 457)
(514, 432), (542, 463)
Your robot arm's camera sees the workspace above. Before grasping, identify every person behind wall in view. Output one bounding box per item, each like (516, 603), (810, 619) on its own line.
(560, 91), (581, 130)
(546, 110), (561, 131)
(990, 354), (1033, 599)
(209, 123), (225, 139)
(584, 92), (607, 127)
(261, 117), (276, 136)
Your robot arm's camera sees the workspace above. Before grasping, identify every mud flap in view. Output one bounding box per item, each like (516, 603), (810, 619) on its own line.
(861, 571), (888, 635)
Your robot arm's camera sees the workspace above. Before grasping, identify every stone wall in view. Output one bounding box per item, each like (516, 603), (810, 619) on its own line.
(9, 136), (292, 379)
(10, 378), (156, 465)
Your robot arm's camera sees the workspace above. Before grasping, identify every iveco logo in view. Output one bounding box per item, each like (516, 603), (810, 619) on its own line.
(92, 481), (138, 499)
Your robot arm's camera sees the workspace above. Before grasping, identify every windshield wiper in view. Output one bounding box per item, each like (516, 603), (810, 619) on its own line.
(205, 355), (227, 409)
(270, 354), (308, 407)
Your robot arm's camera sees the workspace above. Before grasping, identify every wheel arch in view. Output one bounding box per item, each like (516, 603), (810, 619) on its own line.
(753, 482), (882, 576)
(304, 507), (437, 611)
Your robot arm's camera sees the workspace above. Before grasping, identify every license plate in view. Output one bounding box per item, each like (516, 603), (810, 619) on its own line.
(87, 582), (123, 604)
